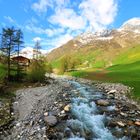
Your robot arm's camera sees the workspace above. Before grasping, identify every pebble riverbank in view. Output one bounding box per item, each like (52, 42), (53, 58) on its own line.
(0, 76), (140, 140)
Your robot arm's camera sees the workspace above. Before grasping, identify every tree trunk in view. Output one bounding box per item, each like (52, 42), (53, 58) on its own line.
(7, 47), (10, 81)
(7, 36), (12, 81)
(17, 44), (20, 81)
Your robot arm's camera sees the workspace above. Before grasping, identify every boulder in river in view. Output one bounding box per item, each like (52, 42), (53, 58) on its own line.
(44, 112), (49, 116)
(117, 121), (126, 127)
(107, 89), (117, 94)
(64, 104), (71, 112)
(134, 121), (140, 126)
(96, 99), (109, 106)
(44, 115), (57, 126)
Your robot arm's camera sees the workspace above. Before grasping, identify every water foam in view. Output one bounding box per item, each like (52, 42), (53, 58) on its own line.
(67, 81), (127, 140)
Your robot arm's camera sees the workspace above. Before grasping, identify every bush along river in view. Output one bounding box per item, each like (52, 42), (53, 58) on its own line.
(0, 76), (140, 140)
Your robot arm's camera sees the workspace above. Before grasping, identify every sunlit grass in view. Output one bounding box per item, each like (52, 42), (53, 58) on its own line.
(68, 61), (140, 98)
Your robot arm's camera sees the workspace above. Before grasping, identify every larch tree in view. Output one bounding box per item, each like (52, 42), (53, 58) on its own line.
(15, 29), (24, 80)
(0, 27), (17, 81)
(33, 40), (41, 60)
(0, 27), (24, 81)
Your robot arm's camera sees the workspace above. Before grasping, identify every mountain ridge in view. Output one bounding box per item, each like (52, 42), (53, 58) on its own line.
(47, 18), (140, 69)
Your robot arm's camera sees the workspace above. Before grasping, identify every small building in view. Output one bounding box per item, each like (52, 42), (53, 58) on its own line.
(11, 56), (30, 66)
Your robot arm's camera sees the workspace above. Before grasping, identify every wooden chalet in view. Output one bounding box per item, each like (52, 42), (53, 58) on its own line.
(11, 56), (30, 66)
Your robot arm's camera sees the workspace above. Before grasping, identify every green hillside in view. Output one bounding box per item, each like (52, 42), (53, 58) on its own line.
(113, 45), (140, 64)
(70, 64), (140, 100)
(51, 45), (140, 99)
(52, 44), (140, 69)
(49, 42), (140, 99)
(51, 46), (117, 70)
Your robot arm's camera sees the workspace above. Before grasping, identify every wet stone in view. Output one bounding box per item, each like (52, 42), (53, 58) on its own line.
(64, 104), (71, 112)
(96, 99), (110, 106)
(44, 115), (57, 126)
(112, 128), (124, 138)
(64, 128), (72, 138)
(135, 121), (140, 126)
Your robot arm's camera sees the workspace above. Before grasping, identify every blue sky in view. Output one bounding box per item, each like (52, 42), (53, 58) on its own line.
(0, 0), (140, 51)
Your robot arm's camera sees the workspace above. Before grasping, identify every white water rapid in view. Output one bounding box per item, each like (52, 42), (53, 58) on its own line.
(67, 81), (128, 140)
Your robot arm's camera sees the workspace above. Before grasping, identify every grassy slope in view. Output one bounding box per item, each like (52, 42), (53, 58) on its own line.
(107, 61), (140, 97)
(51, 48), (103, 69)
(70, 62), (140, 99)
(67, 45), (140, 99)
(50, 44), (140, 98)
(113, 45), (140, 64)
(51, 44), (140, 70)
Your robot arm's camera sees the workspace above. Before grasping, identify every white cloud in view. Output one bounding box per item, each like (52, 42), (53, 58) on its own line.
(45, 28), (65, 37)
(79, 0), (118, 31)
(55, 0), (70, 8)
(32, 0), (69, 13)
(35, 34), (73, 51)
(49, 8), (86, 30)
(54, 33), (73, 47)
(29, 0), (118, 51)
(4, 16), (24, 29)
(25, 24), (65, 37)
(31, 0), (118, 32)
(32, 0), (52, 13)
(4, 16), (16, 23)
(48, 0), (118, 34)
(33, 37), (42, 42)
(20, 47), (33, 59)
(25, 24), (45, 34)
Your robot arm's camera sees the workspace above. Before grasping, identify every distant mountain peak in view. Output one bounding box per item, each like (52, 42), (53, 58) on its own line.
(122, 18), (140, 26)
(47, 18), (140, 62)
(20, 47), (48, 59)
(119, 17), (140, 32)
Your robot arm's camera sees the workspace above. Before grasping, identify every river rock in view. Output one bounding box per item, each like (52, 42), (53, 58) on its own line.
(107, 89), (117, 94)
(64, 104), (71, 112)
(120, 112), (128, 117)
(117, 121), (126, 127)
(112, 129), (124, 138)
(96, 99), (109, 106)
(134, 121), (140, 126)
(125, 127), (138, 138)
(108, 120), (117, 127)
(44, 112), (49, 116)
(44, 115), (57, 126)
(64, 128), (72, 138)
(129, 128), (137, 137)
(0, 101), (3, 108)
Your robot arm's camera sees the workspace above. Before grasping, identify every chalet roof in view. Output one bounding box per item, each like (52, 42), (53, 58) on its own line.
(11, 56), (30, 61)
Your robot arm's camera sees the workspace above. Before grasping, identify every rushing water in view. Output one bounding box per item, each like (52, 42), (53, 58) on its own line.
(67, 81), (128, 140)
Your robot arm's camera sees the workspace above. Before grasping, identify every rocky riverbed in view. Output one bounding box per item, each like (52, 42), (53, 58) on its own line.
(0, 76), (140, 140)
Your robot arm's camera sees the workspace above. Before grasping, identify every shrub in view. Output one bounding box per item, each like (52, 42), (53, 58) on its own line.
(27, 60), (46, 82)
(45, 63), (53, 73)
(59, 55), (81, 74)
(59, 56), (68, 74)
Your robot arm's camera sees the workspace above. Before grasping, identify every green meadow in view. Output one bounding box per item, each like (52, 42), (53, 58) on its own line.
(70, 61), (140, 99)
(66, 45), (140, 99)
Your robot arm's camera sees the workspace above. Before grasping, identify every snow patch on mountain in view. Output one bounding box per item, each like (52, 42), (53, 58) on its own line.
(96, 36), (114, 40)
(119, 18), (140, 32)
(122, 18), (140, 26)
(75, 29), (113, 45)
(20, 47), (48, 59)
